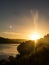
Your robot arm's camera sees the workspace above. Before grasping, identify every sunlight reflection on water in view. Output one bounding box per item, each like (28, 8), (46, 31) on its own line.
(0, 44), (19, 60)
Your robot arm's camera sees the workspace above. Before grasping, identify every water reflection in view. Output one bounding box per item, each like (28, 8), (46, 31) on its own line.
(0, 44), (19, 60)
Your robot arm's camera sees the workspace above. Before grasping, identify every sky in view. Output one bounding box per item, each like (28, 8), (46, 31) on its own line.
(0, 0), (49, 39)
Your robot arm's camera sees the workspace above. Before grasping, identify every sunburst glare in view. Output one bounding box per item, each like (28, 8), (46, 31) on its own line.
(29, 33), (41, 41)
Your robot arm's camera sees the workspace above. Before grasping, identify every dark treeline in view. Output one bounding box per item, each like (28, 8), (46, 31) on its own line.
(0, 34), (49, 65)
(0, 37), (26, 43)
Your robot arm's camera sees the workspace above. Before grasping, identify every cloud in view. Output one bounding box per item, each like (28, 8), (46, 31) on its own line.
(2, 32), (21, 35)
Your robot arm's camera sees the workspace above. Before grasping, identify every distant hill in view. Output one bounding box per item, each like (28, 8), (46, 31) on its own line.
(0, 37), (27, 44)
(0, 34), (49, 44)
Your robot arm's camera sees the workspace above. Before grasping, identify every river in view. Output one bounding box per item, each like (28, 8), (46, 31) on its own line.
(0, 44), (19, 60)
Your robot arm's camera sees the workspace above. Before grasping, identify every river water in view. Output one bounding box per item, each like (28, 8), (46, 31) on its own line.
(0, 44), (19, 60)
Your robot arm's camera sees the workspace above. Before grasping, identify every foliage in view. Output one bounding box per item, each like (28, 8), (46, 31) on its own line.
(0, 34), (49, 65)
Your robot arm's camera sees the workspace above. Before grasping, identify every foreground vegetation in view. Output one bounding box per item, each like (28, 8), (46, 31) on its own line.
(0, 34), (49, 65)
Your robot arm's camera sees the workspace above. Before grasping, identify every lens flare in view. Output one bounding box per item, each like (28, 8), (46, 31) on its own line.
(29, 33), (41, 40)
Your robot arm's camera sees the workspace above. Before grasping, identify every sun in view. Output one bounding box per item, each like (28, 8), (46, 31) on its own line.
(29, 33), (41, 40)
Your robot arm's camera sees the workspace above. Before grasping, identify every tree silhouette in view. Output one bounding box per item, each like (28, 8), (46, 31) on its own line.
(0, 34), (49, 65)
